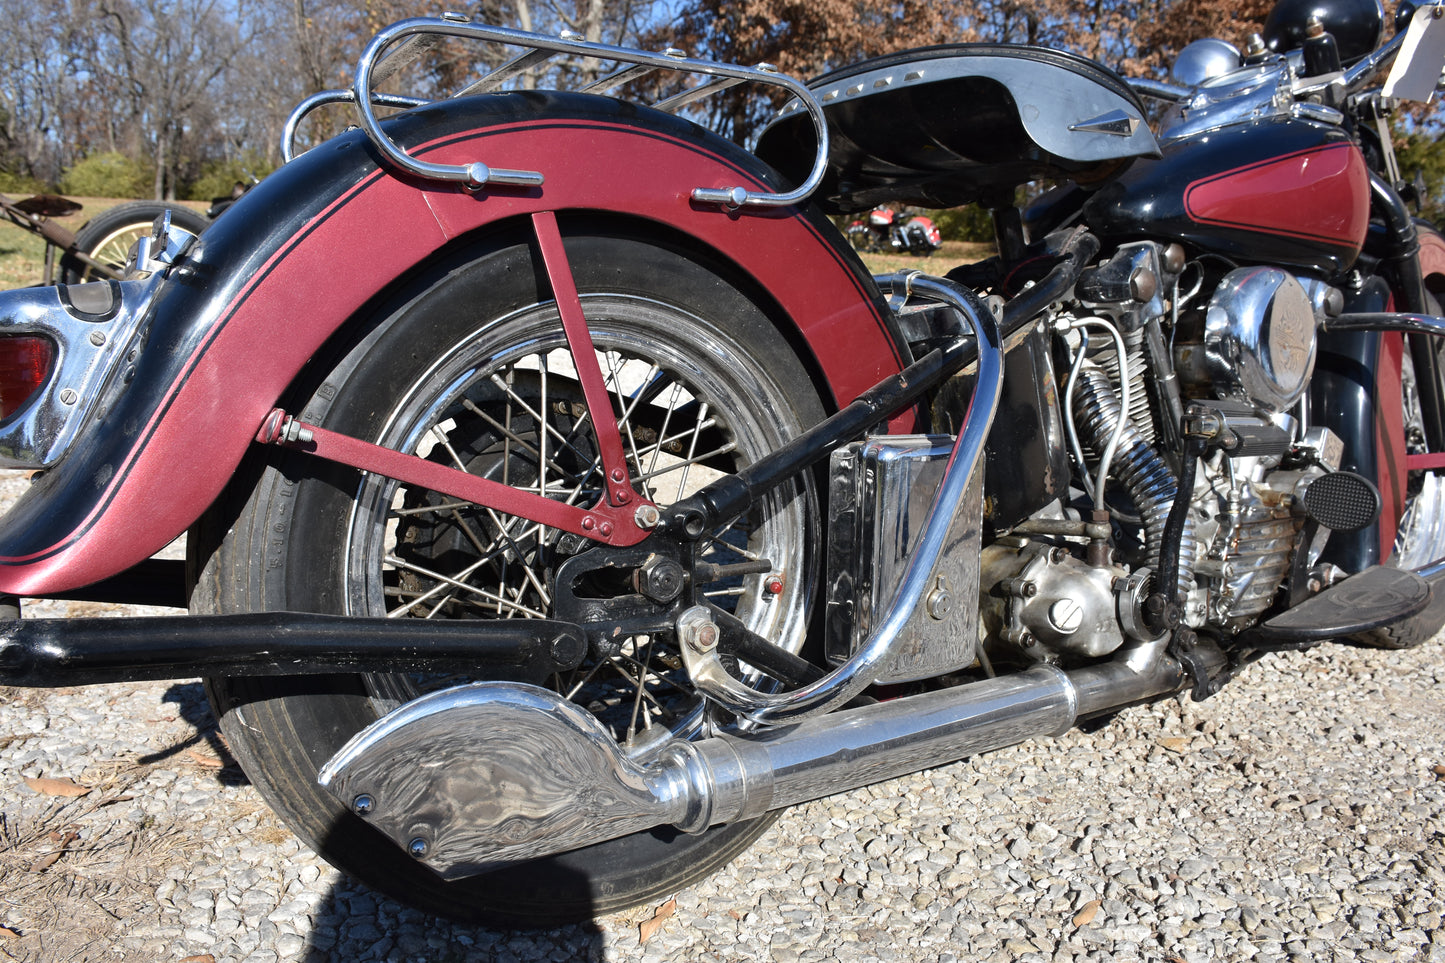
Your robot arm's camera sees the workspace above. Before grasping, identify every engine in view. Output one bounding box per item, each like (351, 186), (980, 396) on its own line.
(977, 241), (1359, 666)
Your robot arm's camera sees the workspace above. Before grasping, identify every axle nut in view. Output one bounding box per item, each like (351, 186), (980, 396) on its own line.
(677, 606), (720, 653)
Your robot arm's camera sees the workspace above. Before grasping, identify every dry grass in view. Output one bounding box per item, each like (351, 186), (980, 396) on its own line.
(858, 239), (994, 276)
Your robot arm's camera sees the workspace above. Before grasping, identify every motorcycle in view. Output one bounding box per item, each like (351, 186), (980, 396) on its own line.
(1, 0), (1444, 929)
(846, 205), (944, 255)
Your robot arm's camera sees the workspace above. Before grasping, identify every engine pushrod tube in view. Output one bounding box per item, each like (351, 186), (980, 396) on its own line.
(682, 275), (1004, 724)
(0, 612), (586, 687)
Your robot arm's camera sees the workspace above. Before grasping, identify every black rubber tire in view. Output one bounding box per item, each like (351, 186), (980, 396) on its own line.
(60, 200), (210, 283)
(191, 224), (827, 925)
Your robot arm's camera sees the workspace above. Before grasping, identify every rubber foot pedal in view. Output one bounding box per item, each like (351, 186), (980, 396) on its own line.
(1301, 471), (1381, 531)
(1257, 565), (1430, 642)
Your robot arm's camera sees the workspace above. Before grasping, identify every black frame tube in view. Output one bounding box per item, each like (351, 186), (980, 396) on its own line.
(1369, 171), (1445, 452)
(663, 232), (1099, 537)
(0, 611), (586, 687)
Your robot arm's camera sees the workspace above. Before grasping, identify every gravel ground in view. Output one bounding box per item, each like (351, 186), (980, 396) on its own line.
(2, 474), (1445, 961)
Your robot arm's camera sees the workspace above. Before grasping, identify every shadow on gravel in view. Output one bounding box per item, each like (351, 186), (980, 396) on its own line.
(136, 681), (250, 787)
(298, 876), (605, 961)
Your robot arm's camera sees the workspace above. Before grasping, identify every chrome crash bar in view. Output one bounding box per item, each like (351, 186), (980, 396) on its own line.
(681, 274), (1004, 725)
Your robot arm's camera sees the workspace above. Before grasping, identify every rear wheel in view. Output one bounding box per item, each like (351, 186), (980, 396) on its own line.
(60, 200), (210, 282)
(192, 226), (826, 924)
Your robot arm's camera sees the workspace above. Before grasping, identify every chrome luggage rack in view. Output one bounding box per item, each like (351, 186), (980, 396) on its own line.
(282, 13), (831, 210)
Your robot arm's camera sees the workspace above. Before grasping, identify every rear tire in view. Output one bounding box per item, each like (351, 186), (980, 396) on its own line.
(192, 224), (826, 924)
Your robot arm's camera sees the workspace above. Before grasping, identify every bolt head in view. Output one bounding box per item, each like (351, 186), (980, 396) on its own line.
(352, 794), (374, 816)
(1048, 599), (1084, 634)
(89, 330), (106, 346)
(765, 576), (785, 595)
(680, 612), (720, 653)
(598, 521), (613, 537)
(610, 467), (627, 483)
(581, 516), (596, 531)
(408, 837), (429, 858)
(634, 504), (661, 529)
(58, 389), (78, 406)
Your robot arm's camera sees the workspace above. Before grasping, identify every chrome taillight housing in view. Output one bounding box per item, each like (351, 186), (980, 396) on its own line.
(0, 215), (198, 468)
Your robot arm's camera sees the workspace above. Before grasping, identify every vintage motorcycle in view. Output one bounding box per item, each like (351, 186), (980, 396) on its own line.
(846, 205), (944, 255)
(2, 0), (1444, 928)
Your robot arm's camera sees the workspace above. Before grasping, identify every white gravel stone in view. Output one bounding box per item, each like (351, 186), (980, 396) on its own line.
(1, 458), (1443, 961)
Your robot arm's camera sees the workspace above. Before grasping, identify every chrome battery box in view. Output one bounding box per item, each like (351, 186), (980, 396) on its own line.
(824, 435), (982, 684)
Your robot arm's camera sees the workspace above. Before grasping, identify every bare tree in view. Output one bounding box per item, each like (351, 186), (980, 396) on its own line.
(0, 0), (101, 184)
(90, 0), (251, 197)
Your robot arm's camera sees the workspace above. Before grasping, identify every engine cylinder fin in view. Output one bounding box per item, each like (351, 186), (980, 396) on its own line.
(1092, 331), (1154, 444)
(1073, 365), (1197, 597)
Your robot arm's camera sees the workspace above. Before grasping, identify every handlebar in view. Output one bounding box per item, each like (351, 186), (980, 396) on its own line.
(1128, 6), (1429, 107)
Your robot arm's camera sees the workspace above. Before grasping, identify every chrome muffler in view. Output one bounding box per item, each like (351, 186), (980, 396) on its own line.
(318, 640), (1194, 880)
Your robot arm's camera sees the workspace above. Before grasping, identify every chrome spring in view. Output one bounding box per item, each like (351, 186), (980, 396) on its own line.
(1072, 364), (1197, 597)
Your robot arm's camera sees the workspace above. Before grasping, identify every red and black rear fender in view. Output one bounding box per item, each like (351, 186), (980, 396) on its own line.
(0, 91), (902, 595)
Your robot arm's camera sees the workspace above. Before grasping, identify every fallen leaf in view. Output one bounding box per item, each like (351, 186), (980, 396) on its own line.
(638, 897), (676, 944)
(0, 925), (18, 937)
(1158, 737), (1190, 752)
(1432, 764), (1445, 778)
(1072, 899), (1101, 928)
(178, 956), (216, 963)
(23, 776), (90, 797)
(29, 828), (79, 872)
(186, 748), (224, 769)
(727, 909), (743, 921)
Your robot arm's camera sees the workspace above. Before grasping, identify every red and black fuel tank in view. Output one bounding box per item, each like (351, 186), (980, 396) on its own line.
(1082, 117), (1370, 275)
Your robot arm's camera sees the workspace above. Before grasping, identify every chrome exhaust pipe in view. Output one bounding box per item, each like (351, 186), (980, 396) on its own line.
(318, 647), (1194, 880)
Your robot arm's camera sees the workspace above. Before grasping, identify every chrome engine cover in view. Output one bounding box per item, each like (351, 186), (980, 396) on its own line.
(824, 435), (982, 683)
(1197, 267), (1318, 413)
(980, 539), (1157, 662)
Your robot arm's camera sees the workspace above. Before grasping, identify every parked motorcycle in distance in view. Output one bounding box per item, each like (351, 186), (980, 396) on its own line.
(846, 205), (943, 255)
(1, 0), (1444, 931)
(0, 193), (209, 285)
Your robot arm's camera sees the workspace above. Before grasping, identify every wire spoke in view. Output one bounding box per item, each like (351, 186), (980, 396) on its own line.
(633, 441), (737, 485)
(385, 554), (549, 619)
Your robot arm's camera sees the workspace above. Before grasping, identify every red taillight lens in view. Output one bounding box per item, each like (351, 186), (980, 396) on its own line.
(0, 336), (55, 420)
